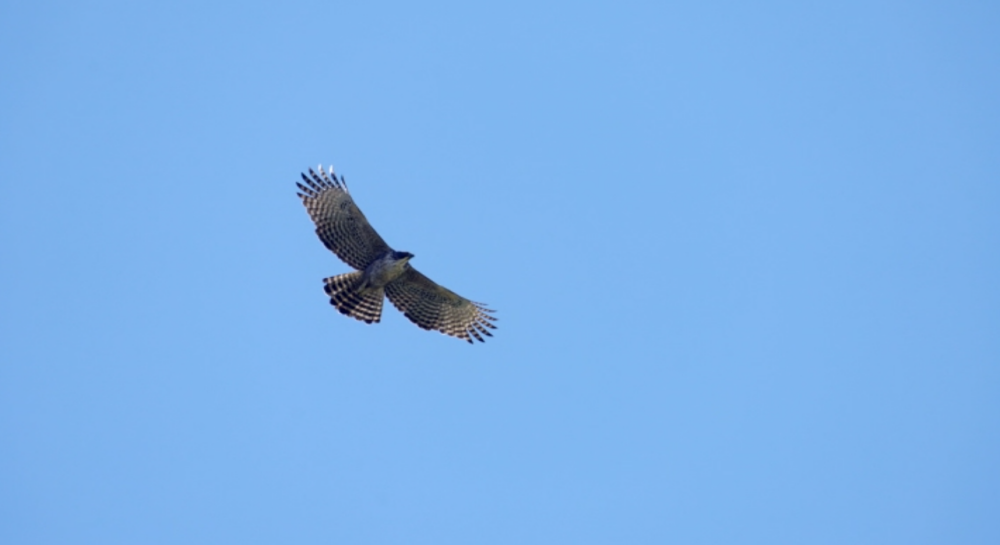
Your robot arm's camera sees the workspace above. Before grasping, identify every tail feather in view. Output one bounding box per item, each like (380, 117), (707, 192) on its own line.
(323, 272), (384, 324)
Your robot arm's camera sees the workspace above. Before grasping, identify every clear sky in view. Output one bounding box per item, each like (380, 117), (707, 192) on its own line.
(2, 1), (998, 543)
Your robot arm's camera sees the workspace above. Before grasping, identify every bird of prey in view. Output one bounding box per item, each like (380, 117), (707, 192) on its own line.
(297, 165), (497, 343)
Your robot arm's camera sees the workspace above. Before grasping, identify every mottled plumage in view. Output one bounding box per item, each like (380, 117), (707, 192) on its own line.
(297, 165), (497, 343)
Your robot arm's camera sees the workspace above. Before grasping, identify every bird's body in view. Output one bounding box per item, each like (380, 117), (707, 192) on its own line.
(360, 250), (414, 291)
(297, 165), (496, 343)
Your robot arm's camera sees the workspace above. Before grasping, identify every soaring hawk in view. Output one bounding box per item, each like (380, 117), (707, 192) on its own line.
(297, 165), (497, 343)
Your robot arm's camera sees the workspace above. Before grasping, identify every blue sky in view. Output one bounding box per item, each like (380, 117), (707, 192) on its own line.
(2, 1), (998, 543)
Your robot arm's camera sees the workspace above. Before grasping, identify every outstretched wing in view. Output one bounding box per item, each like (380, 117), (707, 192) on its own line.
(297, 165), (391, 270)
(385, 267), (497, 343)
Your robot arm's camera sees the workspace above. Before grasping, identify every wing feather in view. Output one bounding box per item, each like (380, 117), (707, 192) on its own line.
(297, 165), (391, 270)
(385, 267), (497, 344)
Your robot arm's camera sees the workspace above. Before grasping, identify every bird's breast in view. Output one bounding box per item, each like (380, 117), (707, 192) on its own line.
(363, 255), (408, 289)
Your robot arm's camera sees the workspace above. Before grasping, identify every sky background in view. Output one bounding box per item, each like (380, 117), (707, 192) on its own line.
(2, 1), (998, 543)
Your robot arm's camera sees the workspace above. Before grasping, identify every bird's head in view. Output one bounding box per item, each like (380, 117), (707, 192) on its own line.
(393, 251), (415, 262)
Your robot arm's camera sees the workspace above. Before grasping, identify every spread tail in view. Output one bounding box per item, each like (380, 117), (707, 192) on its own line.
(323, 272), (384, 324)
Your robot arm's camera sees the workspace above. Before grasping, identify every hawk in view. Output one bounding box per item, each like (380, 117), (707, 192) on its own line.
(297, 165), (497, 343)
